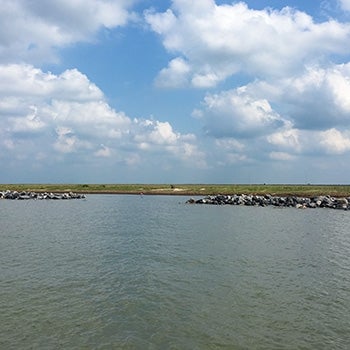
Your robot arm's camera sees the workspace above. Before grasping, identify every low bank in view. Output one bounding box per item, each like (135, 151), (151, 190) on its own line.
(2, 184), (350, 197)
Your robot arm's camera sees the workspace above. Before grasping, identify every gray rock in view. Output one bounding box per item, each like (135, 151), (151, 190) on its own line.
(187, 193), (350, 210)
(0, 190), (86, 200)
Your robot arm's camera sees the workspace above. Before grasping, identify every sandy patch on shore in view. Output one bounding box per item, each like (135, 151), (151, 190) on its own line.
(150, 188), (186, 192)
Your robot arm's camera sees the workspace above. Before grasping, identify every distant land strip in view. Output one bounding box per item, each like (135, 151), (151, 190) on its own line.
(2, 184), (350, 198)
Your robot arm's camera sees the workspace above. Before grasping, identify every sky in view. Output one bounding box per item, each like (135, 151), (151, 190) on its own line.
(1, 0), (350, 184)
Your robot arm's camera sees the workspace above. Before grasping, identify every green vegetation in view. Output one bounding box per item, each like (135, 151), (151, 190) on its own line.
(1, 184), (350, 197)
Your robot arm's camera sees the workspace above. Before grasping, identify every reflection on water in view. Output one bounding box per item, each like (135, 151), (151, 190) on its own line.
(1, 195), (350, 349)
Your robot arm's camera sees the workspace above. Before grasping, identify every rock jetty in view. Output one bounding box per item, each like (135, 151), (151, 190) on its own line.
(187, 194), (350, 210)
(0, 190), (85, 200)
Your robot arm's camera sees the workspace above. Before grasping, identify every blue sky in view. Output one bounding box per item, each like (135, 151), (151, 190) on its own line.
(1, 0), (350, 184)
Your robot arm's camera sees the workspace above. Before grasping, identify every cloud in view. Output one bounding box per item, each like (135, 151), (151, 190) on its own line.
(0, 64), (103, 100)
(320, 128), (350, 154)
(195, 61), (350, 163)
(155, 57), (191, 88)
(7, 106), (44, 134)
(94, 144), (112, 158)
(214, 141), (248, 165)
(215, 139), (245, 152)
(195, 61), (350, 141)
(0, 0), (135, 64)
(134, 120), (180, 146)
(340, 0), (350, 11)
(240, 63), (350, 130)
(146, 0), (350, 88)
(2, 0), (350, 183)
(273, 64), (350, 130)
(267, 126), (350, 156)
(53, 126), (92, 154)
(131, 119), (206, 167)
(0, 64), (204, 172)
(269, 152), (296, 161)
(196, 87), (285, 138)
(267, 127), (301, 152)
(147, 0), (350, 170)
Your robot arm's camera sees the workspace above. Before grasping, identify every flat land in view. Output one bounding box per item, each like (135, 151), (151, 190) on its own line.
(1, 184), (350, 197)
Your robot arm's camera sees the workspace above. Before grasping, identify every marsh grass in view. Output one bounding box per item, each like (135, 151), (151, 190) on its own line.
(1, 184), (350, 197)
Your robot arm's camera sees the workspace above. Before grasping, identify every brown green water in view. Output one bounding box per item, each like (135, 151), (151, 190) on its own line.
(1, 195), (350, 349)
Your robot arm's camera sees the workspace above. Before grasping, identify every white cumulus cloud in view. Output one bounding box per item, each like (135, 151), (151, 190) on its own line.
(237, 63), (350, 131)
(0, 64), (204, 172)
(0, 0), (135, 64)
(146, 0), (350, 87)
(320, 128), (350, 154)
(155, 57), (191, 88)
(197, 87), (285, 138)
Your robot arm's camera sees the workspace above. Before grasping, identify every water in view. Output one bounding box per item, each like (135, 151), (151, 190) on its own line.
(1, 195), (350, 349)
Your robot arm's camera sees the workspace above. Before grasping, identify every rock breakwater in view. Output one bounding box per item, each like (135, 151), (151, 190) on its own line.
(0, 190), (86, 200)
(187, 194), (350, 210)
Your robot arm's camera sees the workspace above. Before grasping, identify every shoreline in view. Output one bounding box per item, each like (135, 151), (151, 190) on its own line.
(2, 184), (350, 198)
(2, 188), (350, 210)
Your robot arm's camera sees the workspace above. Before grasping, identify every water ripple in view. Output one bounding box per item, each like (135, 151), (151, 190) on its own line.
(1, 196), (350, 349)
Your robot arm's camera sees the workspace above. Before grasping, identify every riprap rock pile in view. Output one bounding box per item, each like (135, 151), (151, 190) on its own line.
(187, 194), (349, 210)
(0, 190), (86, 200)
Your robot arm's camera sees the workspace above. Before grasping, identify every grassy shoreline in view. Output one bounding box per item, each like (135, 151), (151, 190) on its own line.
(2, 184), (350, 197)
